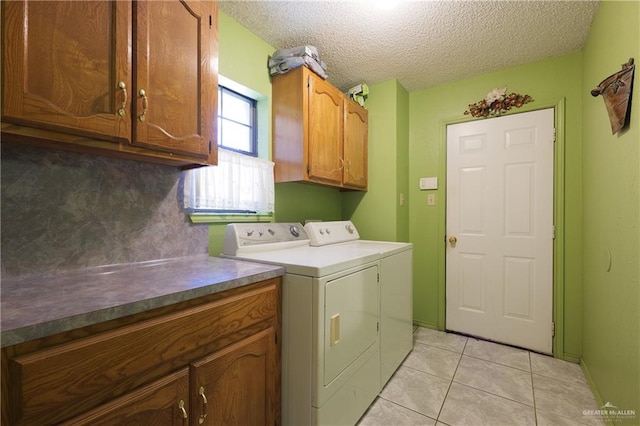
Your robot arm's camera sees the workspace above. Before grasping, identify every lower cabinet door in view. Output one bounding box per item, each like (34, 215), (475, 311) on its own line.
(61, 369), (190, 426)
(190, 328), (278, 426)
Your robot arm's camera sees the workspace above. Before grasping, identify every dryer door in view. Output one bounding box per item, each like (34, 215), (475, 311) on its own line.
(323, 265), (379, 385)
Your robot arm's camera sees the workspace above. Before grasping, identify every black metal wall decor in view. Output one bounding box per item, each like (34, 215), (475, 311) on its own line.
(591, 58), (635, 134)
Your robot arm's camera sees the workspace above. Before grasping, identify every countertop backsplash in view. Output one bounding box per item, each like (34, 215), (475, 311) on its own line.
(1, 143), (209, 278)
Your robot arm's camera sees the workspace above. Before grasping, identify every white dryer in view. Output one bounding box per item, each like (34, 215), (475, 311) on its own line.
(222, 223), (382, 426)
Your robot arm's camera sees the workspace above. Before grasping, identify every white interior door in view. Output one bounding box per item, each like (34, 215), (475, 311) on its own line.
(446, 108), (554, 354)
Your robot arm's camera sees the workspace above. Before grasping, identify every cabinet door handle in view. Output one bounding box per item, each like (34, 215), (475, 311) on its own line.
(138, 89), (148, 122)
(339, 157), (344, 170)
(117, 81), (127, 117)
(178, 399), (188, 420)
(198, 386), (208, 424)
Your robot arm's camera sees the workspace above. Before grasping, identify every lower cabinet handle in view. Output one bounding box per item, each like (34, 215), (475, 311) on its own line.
(178, 399), (188, 420)
(199, 386), (208, 424)
(117, 81), (127, 117)
(138, 89), (148, 122)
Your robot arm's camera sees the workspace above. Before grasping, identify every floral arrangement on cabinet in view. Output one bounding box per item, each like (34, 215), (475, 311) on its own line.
(464, 86), (533, 118)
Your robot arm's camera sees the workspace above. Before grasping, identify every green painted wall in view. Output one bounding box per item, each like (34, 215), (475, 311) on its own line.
(396, 81), (410, 242)
(580, 0), (639, 417)
(342, 80), (410, 242)
(274, 183), (342, 223)
(408, 53), (584, 359)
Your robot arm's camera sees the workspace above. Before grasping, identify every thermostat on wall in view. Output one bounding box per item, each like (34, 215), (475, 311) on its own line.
(419, 177), (438, 190)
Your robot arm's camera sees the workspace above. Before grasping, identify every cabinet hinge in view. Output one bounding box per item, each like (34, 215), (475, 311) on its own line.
(377, 273), (380, 283)
(209, 140), (212, 154)
(209, 15), (212, 28)
(275, 333), (278, 344)
(552, 225), (555, 240)
(377, 322), (380, 332)
(553, 128), (556, 143)
(552, 321), (555, 337)
(306, 164), (310, 174)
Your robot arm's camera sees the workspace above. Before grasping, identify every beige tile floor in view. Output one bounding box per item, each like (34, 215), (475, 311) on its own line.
(358, 327), (604, 426)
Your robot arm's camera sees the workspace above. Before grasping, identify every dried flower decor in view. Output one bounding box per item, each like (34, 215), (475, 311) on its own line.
(464, 86), (533, 117)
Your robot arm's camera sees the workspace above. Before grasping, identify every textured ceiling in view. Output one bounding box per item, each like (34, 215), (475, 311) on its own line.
(219, 0), (600, 92)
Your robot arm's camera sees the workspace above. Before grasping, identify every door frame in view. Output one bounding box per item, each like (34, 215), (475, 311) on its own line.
(436, 98), (566, 359)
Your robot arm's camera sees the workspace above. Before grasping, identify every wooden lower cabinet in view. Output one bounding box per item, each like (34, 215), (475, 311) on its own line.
(1, 278), (281, 426)
(191, 328), (277, 426)
(62, 369), (190, 426)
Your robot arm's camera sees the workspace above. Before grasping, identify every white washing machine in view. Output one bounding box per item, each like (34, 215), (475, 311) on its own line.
(222, 221), (413, 426)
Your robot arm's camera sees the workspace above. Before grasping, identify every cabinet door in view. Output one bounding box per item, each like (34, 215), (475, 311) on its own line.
(308, 74), (344, 186)
(62, 369), (190, 426)
(191, 328), (278, 426)
(133, 0), (217, 164)
(1, 0), (131, 142)
(343, 100), (368, 189)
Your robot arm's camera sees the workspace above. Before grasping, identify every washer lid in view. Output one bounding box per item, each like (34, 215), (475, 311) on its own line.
(336, 240), (413, 257)
(224, 244), (379, 277)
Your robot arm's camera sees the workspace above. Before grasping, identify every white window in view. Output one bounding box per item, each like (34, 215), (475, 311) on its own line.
(218, 86), (257, 156)
(183, 80), (274, 216)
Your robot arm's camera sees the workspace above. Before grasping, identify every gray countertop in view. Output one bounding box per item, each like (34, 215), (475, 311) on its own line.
(0, 255), (284, 348)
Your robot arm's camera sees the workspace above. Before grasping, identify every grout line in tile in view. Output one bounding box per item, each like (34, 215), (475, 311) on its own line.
(531, 370), (590, 388)
(434, 336), (468, 423)
(529, 351), (539, 425)
(450, 373), (536, 408)
(399, 363), (455, 383)
(461, 351), (532, 373)
(448, 381), (538, 415)
(413, 337), (467, 355)
(374, 396), (438, 424)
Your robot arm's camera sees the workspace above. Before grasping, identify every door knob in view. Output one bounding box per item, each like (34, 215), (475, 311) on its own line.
(449, 236), (458, 245)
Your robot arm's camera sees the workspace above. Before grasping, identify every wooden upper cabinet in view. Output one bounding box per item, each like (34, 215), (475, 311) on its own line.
(133, 0), (216, 163)
(343, 99), (368, 190)
(1, 0), (218, 167)
(308, 76), (344, 186)
(1, 1), (131, 142)
(272, 66), (368, 191)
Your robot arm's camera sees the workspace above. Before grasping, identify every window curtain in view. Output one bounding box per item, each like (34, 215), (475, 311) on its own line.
(183, 149), (275, 213)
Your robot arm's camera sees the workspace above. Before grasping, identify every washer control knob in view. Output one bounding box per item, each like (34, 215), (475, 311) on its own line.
(345, 224), (354, 234)
(268, 228), (275, 235)
(325, 228), (331, 234)
(290, 225), (300, 238)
